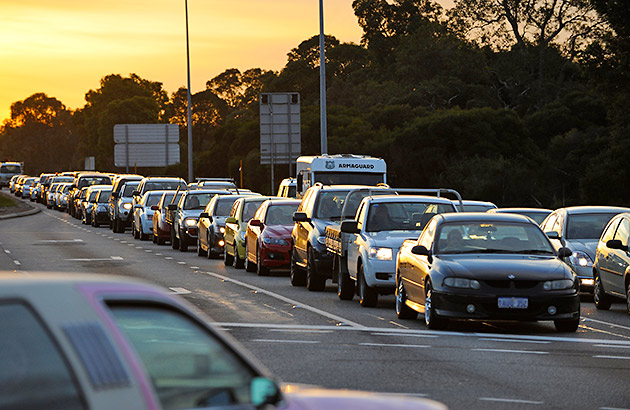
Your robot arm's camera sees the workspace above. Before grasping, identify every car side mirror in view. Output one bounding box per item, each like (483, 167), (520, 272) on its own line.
(250, 377), (281, 408)
(168, 204), (177, 211)
(132, 190), (140, 196)
(199, 212), (209, 218)
(606, 239), (628, 251)
(225, 217), (237, 224)
(411, 245), (431, 256)
(111, 192), (119, 199)
(558, 247), (572, 258)
(293, 212), (309, 222)
(250, 219), (262, 227)
(150, 205), (159, 211)
(340, 220), (360, 234)
(546, 231), (560, 240)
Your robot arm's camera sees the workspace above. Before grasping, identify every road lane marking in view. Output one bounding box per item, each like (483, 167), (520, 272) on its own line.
(65, 256), (123, 261)
(4, 250), (10, 254)
(360, 343), (429, 348)
(600, 407), (630, 410)
(169, 287), (192, 295)
(178, 261), (186, 265)
(480, 397), (543, 405)
(37, 239), (84, 243)
(252, 339), (320, 344)
(584, 317), (630, 332)
(13, 260), (20, 266)
(269, 329), (333, 334)
(371, 332), (438, 338)
(593, 355), (630, 360)
(472, 348), (548, 355)
(479, 338), (551, 344)
(204, 270), (366, 329)
(594, 344), (630, 349)
(190, 266), (199, 269)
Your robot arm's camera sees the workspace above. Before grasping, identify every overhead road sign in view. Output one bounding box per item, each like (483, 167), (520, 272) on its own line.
(113, 124), (180, 170)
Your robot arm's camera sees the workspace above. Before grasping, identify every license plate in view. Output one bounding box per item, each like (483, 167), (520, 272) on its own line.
(498, 297), (528, 309)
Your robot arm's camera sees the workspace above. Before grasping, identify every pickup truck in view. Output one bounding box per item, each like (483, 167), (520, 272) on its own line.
(325, 189), (462, 307)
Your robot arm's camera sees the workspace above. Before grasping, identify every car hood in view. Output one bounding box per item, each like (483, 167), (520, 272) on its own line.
(312, 219), (337, 235)
(365, 230), (423, 247)
(438, 254), (570, 280)
(263, 224), (294, 238)
(180, 209), (203, 218)
(282, 386), (445, 410)
(564, 239), (597, 258)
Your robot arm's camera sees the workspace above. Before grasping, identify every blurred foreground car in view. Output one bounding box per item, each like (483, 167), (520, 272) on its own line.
(487, 207), (552, 225)
(395, 213), (580, 332)
(0, 273), (446, 410)
(541, 206), (630, 292)
(593, 212), (630, 313)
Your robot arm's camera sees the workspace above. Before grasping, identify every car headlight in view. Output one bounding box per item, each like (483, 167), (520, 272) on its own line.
(219, 226), (225, 234)
(569, 251), (593, 268)
(184, 218), (198, 227)
(317, 236), (327, 245)
(62, 195), (68, 201)
(122, 202), (132, 210)
(443, 277), (481, 289)
(240, 231), (246, 241)
(543, 279), (575, 290)
(263, 237), (288, 245)
(369, 247), (393, 260)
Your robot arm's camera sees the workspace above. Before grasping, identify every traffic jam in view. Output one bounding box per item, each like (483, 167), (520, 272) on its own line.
(3, 154), (630, 409)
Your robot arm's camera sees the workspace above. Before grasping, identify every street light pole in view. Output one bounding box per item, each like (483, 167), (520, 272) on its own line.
(185, 0), (194, 182)
(318, 0), (328, 155)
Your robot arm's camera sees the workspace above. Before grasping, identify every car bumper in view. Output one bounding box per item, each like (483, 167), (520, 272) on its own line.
(95, 212), (109, 224)
(260, 244), (291, 268)
(363, 258), (396, 289)
(571, 265), (594, 292)
(432, 290), (580, 321)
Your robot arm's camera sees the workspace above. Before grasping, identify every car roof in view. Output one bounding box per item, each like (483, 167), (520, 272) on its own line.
(438, 212), (533, 223)
(560, 206), (630, 214)
(184, 189), (231, 195)
(491, 207), (552, 213)
(368, 195), (455, 205)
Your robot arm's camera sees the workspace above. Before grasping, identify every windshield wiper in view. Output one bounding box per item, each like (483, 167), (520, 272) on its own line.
(512, 249), (555, 255)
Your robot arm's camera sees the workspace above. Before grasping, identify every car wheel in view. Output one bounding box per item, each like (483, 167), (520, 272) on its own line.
(593, 271), (612, 310)
(93, 218), (99, 227)
(336, 256), (354, 301)
(140, 227), (149, 241)
(179, 229), (188, 252)
(256, 247), (269, 276)
(206, 233), (216, 259)
(171, 227), (179, 249)
(424, 282), (447, 330)
(152, 232), (157, 243)
(233, 243), (244, 269)
(133, 224), (141, 240)
(157, 232), (166, 246)
(245, 243), (256, 272)
(224, 243), (234, 266)
(306, 247), (325, 292)
(554, 314), (580, 332)
(396, 275), (418, 320)
(358, 265), (378, 307)
(197, 237), (207, 257)
(290, 249), (306, 287)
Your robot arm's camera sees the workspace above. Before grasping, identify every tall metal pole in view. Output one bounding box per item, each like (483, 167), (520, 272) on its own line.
(318, 0), (328, 155)
(185, 0), (194, 182)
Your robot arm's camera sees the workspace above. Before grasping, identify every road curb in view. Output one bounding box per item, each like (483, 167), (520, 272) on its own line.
(0, 206), (41, 220)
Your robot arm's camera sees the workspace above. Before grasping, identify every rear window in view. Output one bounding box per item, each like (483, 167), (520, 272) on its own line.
(216, 196), (239, 216)
(78, 176), (111, 189)
(1, 165), (21, 174)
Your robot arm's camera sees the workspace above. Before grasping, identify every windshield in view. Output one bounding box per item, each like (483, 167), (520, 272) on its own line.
(515, 211), (551, 225)
(315, 190), (352, 220)
(97, 190), (111, 203)
(216, 196), (239, 216)
(146, 181), (187, 191)
(184, 193), (217, 210)
(366, 202), (455, 232)
(566, 213), (619, 240)
(78, 176), (111, 189)
(243, 200), (265, 221)
(460, 204), (496, 212)
(265, 203), (300, 225)
(313, 172), (384, 186)
(88, 191), (99, 202)
(1, 165), (21, 174)
(145, 193), (163, 207)
(435, 221), (554, 255)
(122, 183), (139, 197)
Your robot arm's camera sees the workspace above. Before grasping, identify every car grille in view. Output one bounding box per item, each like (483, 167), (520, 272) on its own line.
(483, 280), (540, 289)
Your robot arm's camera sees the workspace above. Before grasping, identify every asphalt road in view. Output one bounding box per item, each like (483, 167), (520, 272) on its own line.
(1, 201), (630, 410)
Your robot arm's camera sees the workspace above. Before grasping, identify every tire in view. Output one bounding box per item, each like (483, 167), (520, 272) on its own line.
(156, 232), (166, 246)
(206, 233), (216, 259)
(337, 256), (354, 300)
(93, 219), (99, 227)
(358, 265), (378, 307)
(555, 314), (580, 332)
(133, 224), (140, 240)
(290, 249), (306, 286)
(245, 243), (256, 272)
(256, 248), (269, 276)
(396, 275), (418, 320)
(140, 226), (148, 240)
(233, 242), (244, 268)
(594, 271), (612, 310)
(197, 238), (207, 257)
(424, 282), (447, 330)
(306, 247), (326, 292)
(224, 243), (234, 266)
(171, 227), (179, 249)
(152, 232), (157, 243)
(178, 229), (188, 252)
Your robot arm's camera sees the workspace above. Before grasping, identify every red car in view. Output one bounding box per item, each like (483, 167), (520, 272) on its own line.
(245, 198), (300, 275)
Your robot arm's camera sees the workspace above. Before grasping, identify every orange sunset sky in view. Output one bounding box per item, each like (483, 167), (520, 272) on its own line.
(0, 0), (454, 123)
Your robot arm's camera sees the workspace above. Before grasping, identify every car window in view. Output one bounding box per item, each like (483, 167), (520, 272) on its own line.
(97, 190), (111, 203)
(216, 197), (239, 216)
(366, 201), (454, 232)
(184, 193), (218, 210)
(314, 191), (351, 220)
(601, 218), (620, 244)
(0, 303), (86, 410)
(418, 218), (438, 250)
(108, 305), (256, 410)
(566, 213), (618, 240)
(122, 184), (139, 197)
(265, 204), (299, 225)
(614, 218), (630, 248)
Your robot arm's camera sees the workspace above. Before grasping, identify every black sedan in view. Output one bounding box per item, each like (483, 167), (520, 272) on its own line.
(395, 213), (580, 332)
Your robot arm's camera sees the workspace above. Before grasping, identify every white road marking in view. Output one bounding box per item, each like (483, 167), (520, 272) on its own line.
(584, 317), (630, 332)
(169, 287), (192, 295)
(190, 266), (199, 269)
(360, 343), (429, 348)
(145, 250), (152, 253)
(178, 261), (186, 265)
(4, 250), (10, 254)
(252, 339), (320, 344)
(65, 256), (123, 262)
(479, 338), (551, 344)
(13, 260), (20, 266)
(204, 270), (366, 329)
(473, 348), (548, 355)
(38, 239), (83, 243)
(371, 332), (438, 338)
(594, 344), (630, 349)
(165, 257), (173, 260)
(600, 407), (630, 410)
(593, 355), (630, 360)
(480, 397), (543, 405)
(155, 253), (162, 256)
(269, 329), (333, 334)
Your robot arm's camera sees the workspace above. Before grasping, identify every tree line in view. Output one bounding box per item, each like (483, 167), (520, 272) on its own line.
(1, 0), (628, 208)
